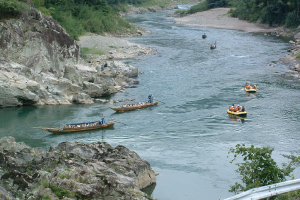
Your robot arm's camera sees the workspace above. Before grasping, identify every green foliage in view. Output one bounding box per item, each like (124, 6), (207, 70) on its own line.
(50, 184), (75, 198)
(41, 195), (52, 200)
(58, 173), (71, 179)
(188, 1), (209, 14)
(41, 178), (49, 187)
(0, 0), (29, 19)
(228, 144), (294, 194)
(32, 0), (137, 39)
(80, 47), (105, 59)
(177, 0), (229, 15)
(228, 0), (300, 27)
(285, 10), (300, 28)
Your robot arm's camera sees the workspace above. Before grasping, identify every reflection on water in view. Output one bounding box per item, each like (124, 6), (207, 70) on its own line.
(141, 183), (156, 197)
(228, 114), (247, 123)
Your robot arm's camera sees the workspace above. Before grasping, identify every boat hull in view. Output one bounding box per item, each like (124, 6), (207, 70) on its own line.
(110, 101), (159, 112)
(46, 122), (115, 133)
(245, 88), (258, 92)
(227, 109), (247, 116)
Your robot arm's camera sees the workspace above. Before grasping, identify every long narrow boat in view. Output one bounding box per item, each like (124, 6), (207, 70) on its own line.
(110, 101), (159, 112)
(42, 121), (115, 134)
(227, 109), (247, 116)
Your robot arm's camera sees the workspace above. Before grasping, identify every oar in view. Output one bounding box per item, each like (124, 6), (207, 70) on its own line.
(110, 119), (127, 125)
(32, 127), (51, 130)
(241, 88), (245, 90)
(154, 99), (165, 104)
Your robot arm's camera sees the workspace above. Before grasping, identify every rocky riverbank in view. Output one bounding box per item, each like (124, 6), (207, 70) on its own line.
(174, 8), (300, 79)
(0, 136), (157, 199)
(0, 3), (160, 108)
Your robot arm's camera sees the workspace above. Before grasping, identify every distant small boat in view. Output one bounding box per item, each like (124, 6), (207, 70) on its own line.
(227, 109), (247, 116)
(202, 34), (207, 39)
(110, 101), (159, 112)
(210, 43), (216, 49)
(40, 121), (115, 133)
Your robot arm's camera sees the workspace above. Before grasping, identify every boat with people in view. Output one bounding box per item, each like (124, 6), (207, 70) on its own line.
(244, 83), (258, 92)
(202, 34), (207, 39)
(210, 42), (216, 49)
(110, 101), (159, 112)
(227, 104), (247, 116)
(244, 87), (258, 92)
(227, 109), (247, 116)
(39, 121), (115, 133)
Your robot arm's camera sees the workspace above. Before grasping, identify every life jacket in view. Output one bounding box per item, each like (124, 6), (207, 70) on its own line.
(234, 106), (239, 112)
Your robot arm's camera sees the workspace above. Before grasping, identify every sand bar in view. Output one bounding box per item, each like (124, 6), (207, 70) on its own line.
(174, 8), (281, 33)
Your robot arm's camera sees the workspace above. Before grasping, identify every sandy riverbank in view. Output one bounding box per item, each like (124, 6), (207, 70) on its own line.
(77, 8), (300, 78)
(174, 8), (300, 78)
(174, 8), (282, 33)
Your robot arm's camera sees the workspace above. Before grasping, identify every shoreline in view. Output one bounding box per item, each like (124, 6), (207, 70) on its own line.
(174, 8), (300, 78)
(174, 8), (282, 33)
(78, 7), (300, 79)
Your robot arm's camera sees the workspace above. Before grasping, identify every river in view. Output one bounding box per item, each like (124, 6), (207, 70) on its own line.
(1, 5), (300, 200)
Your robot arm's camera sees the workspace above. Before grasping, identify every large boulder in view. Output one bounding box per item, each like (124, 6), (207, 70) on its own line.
(0, 137), (157, 200)
(98, 60), (139, 77)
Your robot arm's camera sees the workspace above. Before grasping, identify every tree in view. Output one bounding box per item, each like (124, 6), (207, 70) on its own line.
(228, 144), (294, 194)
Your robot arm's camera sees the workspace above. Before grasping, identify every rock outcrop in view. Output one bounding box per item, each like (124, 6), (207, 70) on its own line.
(0, 136), (156, 200)
(278, 26), (300, 79)
(0, 3), (141, 108)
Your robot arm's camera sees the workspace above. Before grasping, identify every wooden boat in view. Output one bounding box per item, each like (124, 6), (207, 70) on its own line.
(110, 101), (159, 112)
(42, 121), (115, 133)
(210, 44), (216, 49)
(244, 88), (258, 92)
(227, 109), (247, 116)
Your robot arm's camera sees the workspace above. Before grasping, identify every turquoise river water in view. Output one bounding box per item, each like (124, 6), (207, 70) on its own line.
(1, 5), (300, 200)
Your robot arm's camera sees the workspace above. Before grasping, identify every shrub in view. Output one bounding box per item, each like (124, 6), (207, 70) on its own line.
(284, 11), (300, 28)
(0, 0), (29, 19)
(228, 144), (294, 194)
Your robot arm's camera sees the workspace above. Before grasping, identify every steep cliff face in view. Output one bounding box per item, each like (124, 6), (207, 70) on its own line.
(0, 4), (136, 107)
(0, 7), (80, 77)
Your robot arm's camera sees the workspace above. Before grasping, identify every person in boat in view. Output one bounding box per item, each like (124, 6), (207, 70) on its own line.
(234, 105), (240, 112)
(101, 113), (106, 124)
(253, 84), (257, 89)
(240, 106), (245, 112)
(245, 83), (252, 89)
(229, 104), (235, 111)
(210, 42), (216, 49)
(148, 94), (154, 103)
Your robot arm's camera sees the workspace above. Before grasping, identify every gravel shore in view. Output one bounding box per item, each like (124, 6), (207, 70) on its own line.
(77, 8), (300, 78)
(174, 8), (300, 78)
(174, 8), (282, 33)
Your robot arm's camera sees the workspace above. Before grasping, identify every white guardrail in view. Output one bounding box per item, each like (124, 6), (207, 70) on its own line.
(222, 179), (300, 200)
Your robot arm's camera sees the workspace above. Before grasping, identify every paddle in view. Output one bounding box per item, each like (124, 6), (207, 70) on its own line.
(110, 119), (127, 126)
(154, 99), (165, 104)
(32, 127), (51, 129)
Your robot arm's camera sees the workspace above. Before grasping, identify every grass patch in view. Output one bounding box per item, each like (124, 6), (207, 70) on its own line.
(80, 47), (105, 59)
(50, 184), (75, 198)
(294, 51), (300, 60)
